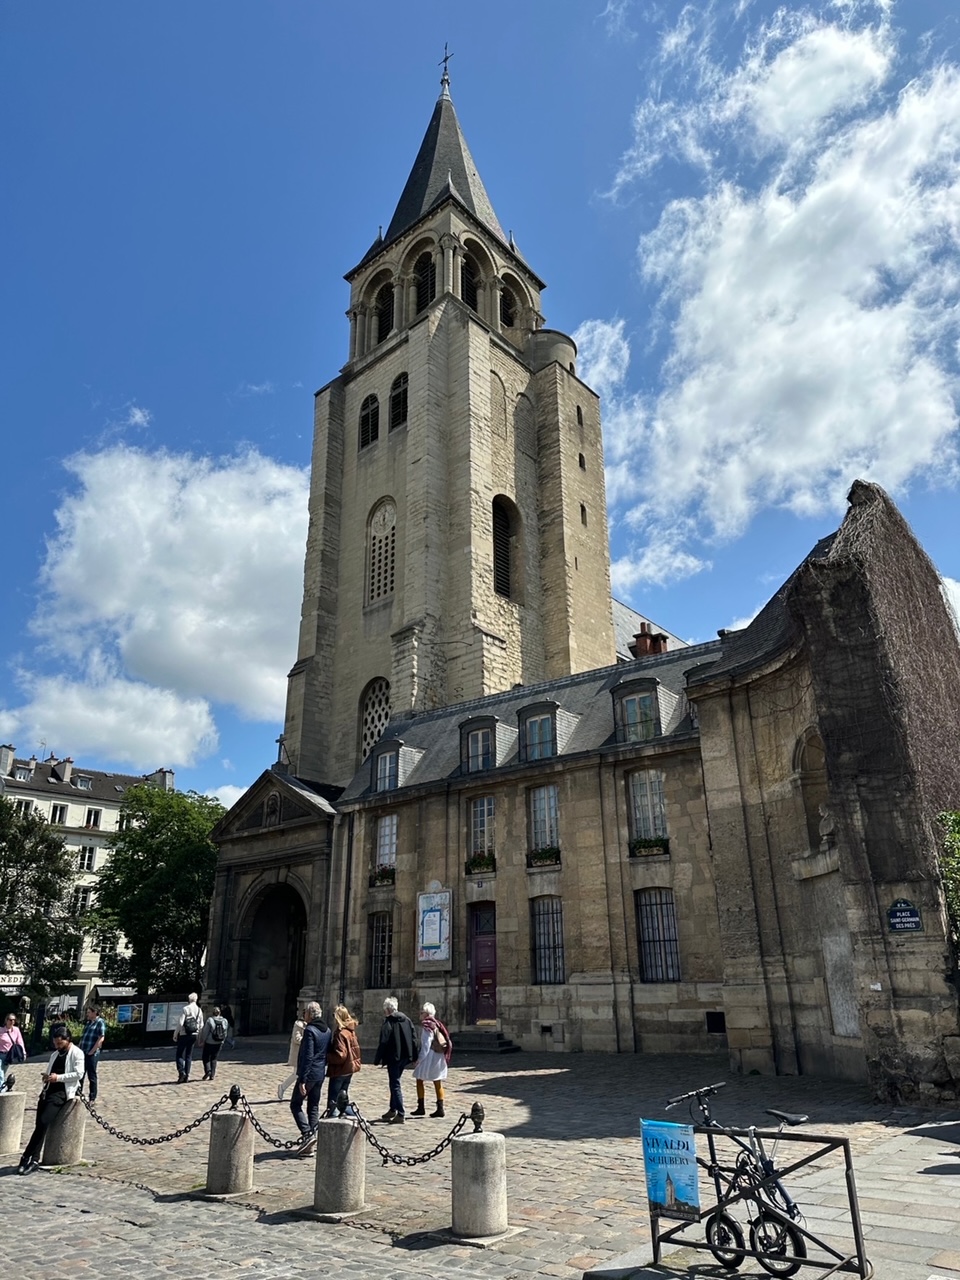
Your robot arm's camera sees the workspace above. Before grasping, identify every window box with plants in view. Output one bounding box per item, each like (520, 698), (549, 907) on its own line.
(526, 846), (561, 868)
(465, 852), (497, 875)
(369, 864), (396, 887)
(628, 836), (670, 858)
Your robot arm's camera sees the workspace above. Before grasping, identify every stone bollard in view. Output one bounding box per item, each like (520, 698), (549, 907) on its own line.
(451, 1131), (508, 1238)
(0, 1091), (27, 1155)
(312, 1119), (366, 1219)
(41, 1097), (86, 1166)
(205, 1109), (255, 1196)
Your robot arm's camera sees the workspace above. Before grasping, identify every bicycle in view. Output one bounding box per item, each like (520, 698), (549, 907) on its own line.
(665, 1081), (808, 1277)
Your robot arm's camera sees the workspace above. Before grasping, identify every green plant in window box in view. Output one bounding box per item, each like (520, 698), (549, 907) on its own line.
(526, 846), (561, 867)
(369, 865), (396, 887)
(628, 836), (670, 858)
(465, 853), (497, 875)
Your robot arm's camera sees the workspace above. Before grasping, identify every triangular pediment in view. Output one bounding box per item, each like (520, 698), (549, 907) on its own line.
(212, 769), (340, 840)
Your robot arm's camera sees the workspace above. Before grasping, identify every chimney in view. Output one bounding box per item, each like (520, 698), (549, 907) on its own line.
(144, 767), (176, 792)
(0, 744), (15, 776)
(59, 757), (73, 784)
(628, 623), (669, 659)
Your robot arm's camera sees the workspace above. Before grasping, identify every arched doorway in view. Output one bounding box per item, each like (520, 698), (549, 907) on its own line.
(243, 885), (307, 1034)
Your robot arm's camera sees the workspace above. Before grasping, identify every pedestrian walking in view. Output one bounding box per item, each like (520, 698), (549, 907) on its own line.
(78, 1003), (106, 1103)
(220, 1001), (236, 1049)
(277, 1007), (306, 1100)
(198, 1006), (229, 1081)
(373, 996), (417, 1124)
(324, 1004), (361, 1116)
(1, 1011), (27, 1090)
(412, 1002), (452, 1118)
(18, 1026), (85, 1174)
(173, 992), (203, 1082)
(290, 1001), (331, 1155)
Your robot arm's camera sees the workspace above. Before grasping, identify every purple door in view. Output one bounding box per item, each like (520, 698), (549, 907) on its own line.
(470, 904), (497, 1022)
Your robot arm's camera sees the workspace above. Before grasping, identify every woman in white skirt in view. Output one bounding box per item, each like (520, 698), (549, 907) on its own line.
(277, 1008), (306, 1100)
(411, 1002), (452, 1118)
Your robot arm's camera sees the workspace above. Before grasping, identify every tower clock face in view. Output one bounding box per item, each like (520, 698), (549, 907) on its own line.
(372, 501), (396, 534)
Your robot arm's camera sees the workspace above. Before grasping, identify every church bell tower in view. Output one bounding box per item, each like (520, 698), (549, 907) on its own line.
(283, 66), (616, 786)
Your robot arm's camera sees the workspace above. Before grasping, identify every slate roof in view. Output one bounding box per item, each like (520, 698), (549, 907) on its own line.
(340, 639), (724, 802)
(2, 754), (167, 804)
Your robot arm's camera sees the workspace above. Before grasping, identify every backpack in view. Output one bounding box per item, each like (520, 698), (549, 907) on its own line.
(210, 1017), (227, 1043)
(182, 1011), (199, 1035)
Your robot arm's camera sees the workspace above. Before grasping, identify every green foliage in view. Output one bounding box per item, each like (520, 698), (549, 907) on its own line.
(939, 810), (960, 944)
(0, 797), (81, 993)
(91, 786), (224, 994)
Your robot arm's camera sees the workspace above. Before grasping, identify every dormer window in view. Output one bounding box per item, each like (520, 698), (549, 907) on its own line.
(519, 703), (558, 762)
(76, 775), (93, 791)
(15, 766), (32, 781)
(375, 750), (398, 793)
(613, 680), (661, 743)
(468, 728), (493, 772)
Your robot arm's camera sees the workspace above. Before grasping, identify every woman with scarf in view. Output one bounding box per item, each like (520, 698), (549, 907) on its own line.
(411, 1002), (452, 1118)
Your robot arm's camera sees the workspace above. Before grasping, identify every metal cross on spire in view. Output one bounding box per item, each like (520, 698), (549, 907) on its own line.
(439, 42), (454, 90)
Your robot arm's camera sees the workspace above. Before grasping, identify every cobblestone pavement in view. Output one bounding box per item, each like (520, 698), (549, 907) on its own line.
(3, 1039), (960, 1279)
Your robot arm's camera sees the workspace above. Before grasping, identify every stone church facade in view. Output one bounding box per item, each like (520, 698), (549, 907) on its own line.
(206, 72), (960, 1101)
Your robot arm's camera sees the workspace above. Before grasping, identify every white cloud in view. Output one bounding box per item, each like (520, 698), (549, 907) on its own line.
(594, 2), (960, 584)
(1, 444), (308, 770)
(207, 784), (250, 810)
(234, 381), (275, 397)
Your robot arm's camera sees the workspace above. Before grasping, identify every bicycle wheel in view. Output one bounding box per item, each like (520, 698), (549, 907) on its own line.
(749, 1209), (806, 1277)
(706, 1210), (746, 1270)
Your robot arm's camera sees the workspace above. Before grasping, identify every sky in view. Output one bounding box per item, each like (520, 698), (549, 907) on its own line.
(2, 0), (958, 809)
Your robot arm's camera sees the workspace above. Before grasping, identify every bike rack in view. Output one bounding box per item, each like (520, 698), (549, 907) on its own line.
(650, 1124), (872, 1277)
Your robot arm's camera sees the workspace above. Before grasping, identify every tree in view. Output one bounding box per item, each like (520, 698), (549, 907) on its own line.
(939, 810), (960, 947)
(0, 796), (82, 993)
(92, 786), (225, 994)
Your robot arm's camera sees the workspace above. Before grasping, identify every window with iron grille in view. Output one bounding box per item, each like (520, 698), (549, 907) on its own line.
(85, 808), (101, 829)
(461, 256), (479, 311)
(375, 750), (398, 792)
(469, 796), (496, 856)
(359, 394), (380, 449)
(51, 803), (68, 825)
(500, 286), (516, 327)
(524, 714), (555, 761)
(467, 728), (493, 772)
(376, 813), (398, 867)
(367, 912), (393, 988)
(620, 691), (659, 742)
(360, 678), (391, 762)
(389, 373), (408, 430)
(531, 896), (565, 984)
(376, 283), (394, 342)
(636, 888), (680, 982)
(414, 252), (436, 312)
(528, 784), (559, 851)
(77, 845), (96, 872)
(492, 498), (512, 598)
(367, 500), (396, 602)
(628, 770), (667, 840)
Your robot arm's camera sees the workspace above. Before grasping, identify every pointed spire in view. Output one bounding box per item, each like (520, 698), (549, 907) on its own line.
(381, 64), (506, 248)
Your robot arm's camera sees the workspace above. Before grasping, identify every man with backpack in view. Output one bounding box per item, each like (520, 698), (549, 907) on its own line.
(198, 1005), (229, 1081)
(173, 993), (203, 1083)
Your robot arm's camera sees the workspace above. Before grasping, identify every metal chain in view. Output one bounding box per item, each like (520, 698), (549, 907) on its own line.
(350, 1104), (469, 1166)
(237, 1094), (308, 1150)
(78, 1089), (231, 1146)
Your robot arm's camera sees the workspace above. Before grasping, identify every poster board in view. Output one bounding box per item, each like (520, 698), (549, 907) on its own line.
(417, 890), (451, 963)
(640, 1119), (701, 1222)
(116, 1003), (144, 1024)
(146, 1002), (168, 1032)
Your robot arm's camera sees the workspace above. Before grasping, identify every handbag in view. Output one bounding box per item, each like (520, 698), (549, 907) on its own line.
(8, 1038), (26, 1065)
(430, 1029), (447, 1053)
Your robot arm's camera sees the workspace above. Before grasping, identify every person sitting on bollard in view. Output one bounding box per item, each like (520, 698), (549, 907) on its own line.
(373, 996), (417, 1124)
(78, 1003), (106, 1104)
(324, 1004), (361, 1117)
(198, 1006), (229, 1081)
(173, 992), (203, 1083)
(412, 1002), (452, 1118)
(290, 1001), (331, 1156)
(18, 1026), (85, 1174)
(277, 1006), (306, 1101)
(1, 1012), (27, 1091)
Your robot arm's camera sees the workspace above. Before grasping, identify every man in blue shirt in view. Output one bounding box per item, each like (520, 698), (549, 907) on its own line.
(79, 1004), (106, 1103)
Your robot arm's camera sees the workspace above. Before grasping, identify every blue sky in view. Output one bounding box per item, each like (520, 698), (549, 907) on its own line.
(2, 1), (958, 807)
